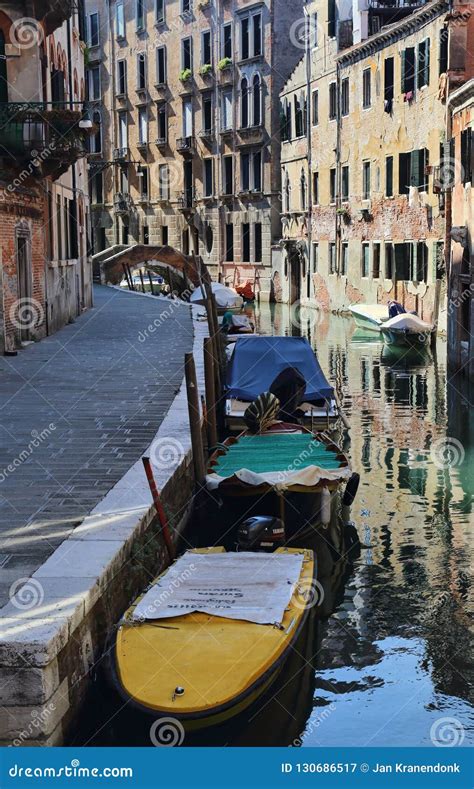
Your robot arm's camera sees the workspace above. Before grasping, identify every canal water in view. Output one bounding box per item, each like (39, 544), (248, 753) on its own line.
(76, 305), (473, 748)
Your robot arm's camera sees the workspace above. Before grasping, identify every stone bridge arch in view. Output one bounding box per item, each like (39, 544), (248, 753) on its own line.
(93, 244), (207, 289)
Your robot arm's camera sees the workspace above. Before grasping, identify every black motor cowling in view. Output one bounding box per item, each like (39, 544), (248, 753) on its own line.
(236, 516), (286, 552)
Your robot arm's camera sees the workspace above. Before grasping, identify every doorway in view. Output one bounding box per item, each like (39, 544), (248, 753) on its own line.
(16, 231), (32, 342)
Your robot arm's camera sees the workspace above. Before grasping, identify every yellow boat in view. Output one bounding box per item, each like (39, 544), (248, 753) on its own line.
(110, 547), (315, 731)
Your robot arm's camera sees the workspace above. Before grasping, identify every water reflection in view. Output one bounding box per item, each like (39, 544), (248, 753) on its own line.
(250, 302), (474, 746)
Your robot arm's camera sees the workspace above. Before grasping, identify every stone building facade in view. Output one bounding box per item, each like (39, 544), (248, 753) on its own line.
(85, 0), (307, 298)
(274, 0), (474, 331)
(0, 0), (92, 354)
(447, 78), (473, 378)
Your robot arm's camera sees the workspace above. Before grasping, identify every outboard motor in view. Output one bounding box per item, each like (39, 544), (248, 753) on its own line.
(236, 516), (286, 553)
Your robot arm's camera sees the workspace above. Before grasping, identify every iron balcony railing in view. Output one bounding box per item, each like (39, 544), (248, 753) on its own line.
(113, 146), (130, 161)
(176, 135), (196, 154)
(113, 192), (133, 213)
(177, 189), (198, 209)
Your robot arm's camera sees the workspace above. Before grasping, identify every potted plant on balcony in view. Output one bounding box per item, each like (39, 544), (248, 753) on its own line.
(179, 68), (192, 83)
(218, 57), (232, 72)
(199, 63), (213, 77)
(336, 206), (351, 224)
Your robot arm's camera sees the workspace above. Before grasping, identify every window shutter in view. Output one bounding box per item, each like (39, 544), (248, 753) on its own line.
(410, 150), (419, 187)
(401, 50), (406, 92)
(424, 38), (430, 86)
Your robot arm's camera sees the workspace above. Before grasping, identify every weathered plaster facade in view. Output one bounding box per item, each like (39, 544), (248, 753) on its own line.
(85, 0), (307, 298)
(275, 0), (474, 332)
(0, 1), (92, 354)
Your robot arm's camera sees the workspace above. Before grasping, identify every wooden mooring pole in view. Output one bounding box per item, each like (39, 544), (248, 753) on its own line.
(142, 456), (175, 561)
(203, 336), (218, 449)
(184, 353), (206, 486)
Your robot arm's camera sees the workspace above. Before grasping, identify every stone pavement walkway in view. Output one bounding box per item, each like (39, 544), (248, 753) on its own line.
(0, 286), (193, 607)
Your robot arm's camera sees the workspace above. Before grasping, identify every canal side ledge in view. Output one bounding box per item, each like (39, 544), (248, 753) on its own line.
(0, 290), (207, 746)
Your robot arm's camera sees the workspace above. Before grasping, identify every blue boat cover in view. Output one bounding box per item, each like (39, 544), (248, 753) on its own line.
(225, 336), (334, 402)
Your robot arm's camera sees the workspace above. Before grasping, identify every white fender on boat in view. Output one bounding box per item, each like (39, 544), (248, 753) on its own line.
(321, 487), (331, 526)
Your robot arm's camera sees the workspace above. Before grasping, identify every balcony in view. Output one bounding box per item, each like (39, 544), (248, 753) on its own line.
(177, 190), (196, 211)
(176, 136), (196, 156)
(26, 0), (77, 35)
(113, 192), (133, 214)
(199, 128), (214, 143)
(113, 147), (130, 162)
(0, 101), (89, 181)
(237, 125), (264, 145)
(155, 136), (167, 148)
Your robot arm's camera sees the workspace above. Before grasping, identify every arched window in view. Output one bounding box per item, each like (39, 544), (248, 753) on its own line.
(300, 169), (306, 212)
(240, 77), (249, 128)
(252, 74), (261, 127)
(90, 110), (102, 153)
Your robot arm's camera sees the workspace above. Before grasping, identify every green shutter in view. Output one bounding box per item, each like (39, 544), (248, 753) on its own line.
(425, 38), (430, 86)
(410, 150), (419, 188)
(401, 49), (406, 92)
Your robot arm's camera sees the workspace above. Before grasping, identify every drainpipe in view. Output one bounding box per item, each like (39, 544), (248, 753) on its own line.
(335, 57), (341, 276)
(305, 8), (312, 302)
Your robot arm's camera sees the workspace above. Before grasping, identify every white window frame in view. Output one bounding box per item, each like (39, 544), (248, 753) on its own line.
(88, 66), (101, 101)
(116, 1), (125, 38)
(136, 0), (145, 30)
(88, 12), (99, 47)
(156, 46), (166, 84)
(138, 106), (148, 144)
(181, 37), (193, 72)
(159, 164), (170, 200)
(137, 52), (147, 89)
(222, 22), (233, 60)
(239, 10), (262, 60)
(201, 29), (212, 66)
(155, 0), (165, 24)
(118, 112), (128, 148)
(203, 158), (213, 197)
(117, 60), (127, 96)
(221, 88), (233, 131)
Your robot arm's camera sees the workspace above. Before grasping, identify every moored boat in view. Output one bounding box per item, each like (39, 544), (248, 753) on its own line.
(349, 303), (389, 332)
(380, 312), (434, 348)
(205, 421), (356, 544)
(109, 546), (315, 731)
(224, 336), (342, 433)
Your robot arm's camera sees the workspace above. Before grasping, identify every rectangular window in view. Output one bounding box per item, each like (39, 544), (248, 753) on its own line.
(242, 223), (250, 262)
(143, 225), (149, 244)
(362, 68), (371, 108)
(204, 159), (213, 196)
(294, 94), (305, 137)
(399, 152), (410, 194)
(329, 242), (336, 274)
(253, 150), (262, 191)
(181, 0), (191, 14)
(241, 17), (249, 60)
(241, 152), (250, 192)
(225, 223), (234, 261)
(116, 1), (125, 37)
(202, 30), (211, 65)
(157, 103), (167, 141)
(363, 161), (371, 199)
(310, 12), (318, 48)
(312, 171), (319, 204)
(118, 112), (127, 148)
(328, 0), (336, 37)
(56, 196), (62, 260)
(401, 46), (415, 93)
(221, 88), (233, 130)
(384, 57), (394, 106)
(385, 242), (393, 279)
(138, 107), (147, 144)
(312, 90), (318, 126)
(253, 13), (262, 57)
(394, 242), (411, 280)
(64, 198), (70, 260)
(156, 0), (165, 23)
(460, 129), (473, 184)
(203, 95), (212, 132)
(223, 23), (232, 59)
(162, 225), (168, 244)
(386, 155), (393, 197)
(136, 0), (145, 30)
(373, 242), (380, 278)
(312, 242), (318, 272)
(361, 243), (370, 277)
(156, 47), (166, 84)
(342, 165), (349, 200)
(255, 223), (262, 263)
(330, 168), (336, 203)
(137, 53), (146, 89)
(438, 27), (448, 75)
(417, 38), (430, 89)
(88, 66), (100, 100)
(91, 171), (103, 203)
(223, 155), (233, 194)
(117, 60), (127, 95)
(159, 164), (169, 199)
(139, 165), (148, 197)
(88, 12), (99, 47)
(182, 98), (193, 137)
(182, 37), (192, 72)
(341, 78), (349, 116)
(341, 242), (348, 276)
(329, 82), (337, 120)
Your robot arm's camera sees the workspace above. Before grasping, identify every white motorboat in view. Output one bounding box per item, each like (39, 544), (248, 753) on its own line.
(190, 282), (244, 313)
(349, 304), (389, 332)
(380, 312), (434, 348)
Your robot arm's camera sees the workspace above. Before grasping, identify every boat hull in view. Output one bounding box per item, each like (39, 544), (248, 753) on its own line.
(380, 327), (432, 348)
(108, 548), (316, 731)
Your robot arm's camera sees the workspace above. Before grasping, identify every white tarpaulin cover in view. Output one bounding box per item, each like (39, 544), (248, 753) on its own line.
(206, 465), (352, 491)
(131, 551), (305, 625)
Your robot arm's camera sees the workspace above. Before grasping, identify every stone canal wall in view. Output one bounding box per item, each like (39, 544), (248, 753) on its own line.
(0, 292), (207, 746)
